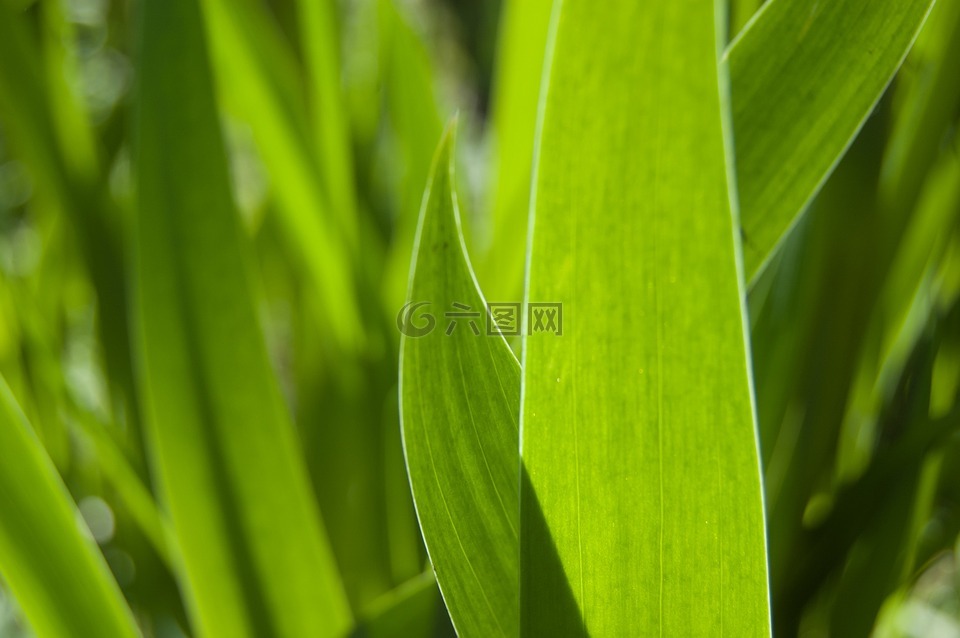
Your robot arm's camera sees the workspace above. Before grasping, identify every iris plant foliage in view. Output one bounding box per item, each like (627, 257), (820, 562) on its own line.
(0, 0), (958, 636)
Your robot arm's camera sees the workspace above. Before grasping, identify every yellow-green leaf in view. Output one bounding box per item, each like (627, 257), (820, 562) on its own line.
(200, 0), (363, 349)
(730, 0), (936, 280)
(521, 1), (770, 634)
(478, 0), (937, 295)
(0, 376), (139, 638)
(479, 0), (554, 304)
(399, 125), (519, 637)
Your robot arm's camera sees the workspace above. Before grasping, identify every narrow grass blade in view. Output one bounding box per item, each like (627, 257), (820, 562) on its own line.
(879, 0), (960, 229)
(0, 376), (139, 638)
(295, 0), (359, 239)
(357, 571), (446, 638)
(133, 0), (351, 635)
(399, 125), (519, 637)
(521, 1), (769, 634)
(0, 4), (84, 213)
(0, 3), (139, 432)
(72, 412), (176, 571)
(200, 0), (362, 349)
(380, 0), (444, 314)
(729, 0), (936, 280)
(479, 0), (554, 303)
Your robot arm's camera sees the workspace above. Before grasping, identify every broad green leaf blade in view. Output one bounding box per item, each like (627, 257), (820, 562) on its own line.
(729, 0), (763, 37)
(521, 1), (770, 635)
(0, 376), (139, 638)
(474, 0), (937, 297)
(400, 126), (519, 637)
(133, 0), (351, 635)
(729, 0), (935, 281)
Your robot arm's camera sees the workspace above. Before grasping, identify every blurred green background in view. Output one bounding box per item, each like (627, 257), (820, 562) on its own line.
(0, 0), (959, 636)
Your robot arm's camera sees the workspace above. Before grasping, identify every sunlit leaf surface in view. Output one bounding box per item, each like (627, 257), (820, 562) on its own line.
(730, 0), (936, 280)
(479, 0), (938, 293)
(400, 125), (520, 637)
(520, 1), (770, 634)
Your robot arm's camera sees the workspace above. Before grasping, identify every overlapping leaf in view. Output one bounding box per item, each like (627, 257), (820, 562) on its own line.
(730, 0), (936, 280)
(520, 1), (769, 634)
(133, 0), (350, 635)
(399, 126), (519, 637)
(481, 0), (937, 295)
(200, 0), (362, 349)
(479, 0), (554, 304)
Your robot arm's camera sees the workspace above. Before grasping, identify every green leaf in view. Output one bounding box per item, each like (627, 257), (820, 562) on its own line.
(0, 2), (140, 436)
(356, 571), (447, 638)
(479, 0), (554, 304)
(476, 0), (937, 296)
(200, 0), (363, 349)
(294, 0), (360, 243)
(729, 0), (936, 280)
(0, 375), (139, 638)
(380, 0), (444, 314)
(729, 0), (763, 37)
(399, 124), (520, 637)
(879, 0), (960, 223)
(133, 0), (351, 635)
(521, 1), (769, 635)
(72, 411), (177, 572)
